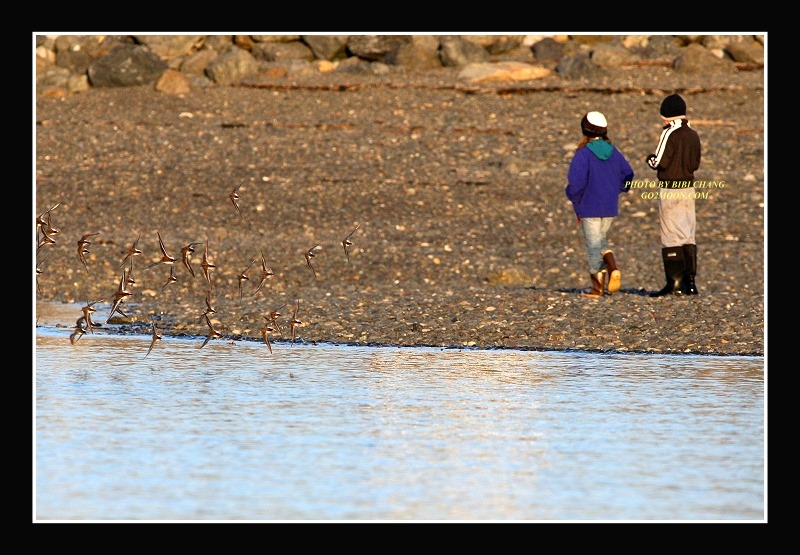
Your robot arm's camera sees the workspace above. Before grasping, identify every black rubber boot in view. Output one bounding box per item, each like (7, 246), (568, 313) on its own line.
(650, 246), (685, 297)
(682, 244), (699, 295)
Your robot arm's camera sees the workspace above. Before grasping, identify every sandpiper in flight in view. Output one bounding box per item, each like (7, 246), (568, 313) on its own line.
(203, 291), (217, 316)
(69, 316), (87, 345)
(304, 244), (321, 277)
(181, 241), (203, 277)
(118, 234), (143, 270)
(200, 240), (216, 289)
(265, 303), (286, 337)
(260, 322), (276, 354)
(237, 257), (257, 300)
(106, 269), (133, 323)
(77, 232), (99, 273)
(36, 203), (60, 237)
(36, 253), (49, 294)
(145, 322), (163, 357)
(229, 179), (246, 219)
(342, 223), (360, 264)
(147, 231), (177, 269)
(81, 299), (103, 334)
(157, 265), (178, 295)
(200, 313), (224, 348)
(289, 299), (302, 344)
(253, 250), (275, 295)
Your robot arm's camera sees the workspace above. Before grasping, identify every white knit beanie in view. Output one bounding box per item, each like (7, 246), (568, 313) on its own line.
(581, 111), (608, 137)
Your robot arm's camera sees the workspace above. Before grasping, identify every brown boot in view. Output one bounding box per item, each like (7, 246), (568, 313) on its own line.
(602, 251), (621, 294)
(582, 270), (606, 298)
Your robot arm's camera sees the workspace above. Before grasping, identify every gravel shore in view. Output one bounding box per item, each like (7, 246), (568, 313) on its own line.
(34, 66), (765, 356)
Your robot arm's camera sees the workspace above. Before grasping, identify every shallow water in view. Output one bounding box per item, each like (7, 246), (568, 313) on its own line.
(34, 305), (765, 522)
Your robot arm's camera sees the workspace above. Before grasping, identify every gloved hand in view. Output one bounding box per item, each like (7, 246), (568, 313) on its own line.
(646, 154), (658, 169)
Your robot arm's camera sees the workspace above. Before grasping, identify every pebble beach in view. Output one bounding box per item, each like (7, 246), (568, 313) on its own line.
(34, 65), (765, 356)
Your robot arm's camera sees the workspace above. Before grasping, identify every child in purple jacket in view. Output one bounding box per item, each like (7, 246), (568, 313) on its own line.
(566, 111), (634, 298)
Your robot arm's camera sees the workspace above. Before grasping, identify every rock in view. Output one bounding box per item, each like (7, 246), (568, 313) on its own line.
(88, 44), (168, 87)
(673, 42), (737, 74)
(35, 34), (765, 95)
(155, 69), (191, 94)
(302, 35), (349, 61)
(440, 36), (491, 67)
(205, 47), (259, 85)
(556, 54), (601, 79)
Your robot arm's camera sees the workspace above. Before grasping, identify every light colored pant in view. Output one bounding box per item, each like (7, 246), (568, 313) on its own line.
(658, 188), (696, 247)
(581, 217), (614, 274)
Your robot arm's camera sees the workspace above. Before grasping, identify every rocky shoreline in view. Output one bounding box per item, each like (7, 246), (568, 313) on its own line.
(34, 63), (765, 356)
(36, 34), (765, 96)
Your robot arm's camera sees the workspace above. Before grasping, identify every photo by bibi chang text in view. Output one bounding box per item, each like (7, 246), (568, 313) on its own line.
(625, 180), (726, 200)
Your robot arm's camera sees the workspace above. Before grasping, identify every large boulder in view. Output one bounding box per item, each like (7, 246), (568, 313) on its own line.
(88, 44), (168, 87)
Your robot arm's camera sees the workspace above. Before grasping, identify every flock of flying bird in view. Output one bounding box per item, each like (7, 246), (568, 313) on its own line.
(35, 181), (361, 357)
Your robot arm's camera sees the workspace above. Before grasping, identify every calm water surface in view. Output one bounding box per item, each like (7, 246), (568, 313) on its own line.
(34, 318), (765, 522)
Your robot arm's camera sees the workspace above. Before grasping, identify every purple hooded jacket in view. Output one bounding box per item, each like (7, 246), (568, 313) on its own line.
(566, 139), (633, 218)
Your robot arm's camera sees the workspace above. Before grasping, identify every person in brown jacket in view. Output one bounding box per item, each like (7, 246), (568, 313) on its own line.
(646, 93), (702, 296)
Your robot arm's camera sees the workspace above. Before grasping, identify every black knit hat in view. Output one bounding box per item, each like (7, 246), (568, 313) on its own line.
(581, 111), (608, 137)
(660, 94), (686, 118)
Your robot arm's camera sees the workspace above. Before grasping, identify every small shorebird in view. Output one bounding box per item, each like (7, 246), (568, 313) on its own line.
(157, 265), (178, 295)
(304, 244), (321, 277)
(237, 257), (256, 300)
(81, 299), (103, 334)
(181, 241), (203, 277)
(146, 231), (176, 269)
(341, 223), (360, 264)
(69, 316), (87, 345)
(200, 313), (224, 348)
(265, 303), (286, 337)
(253, 250), (275, 295)
(145, 322), (163, 357)
(106, 270), (133, 323)
(200, 241), (216, 289)
(260, 322), (276, 354)
(203, 291), (217, 316)
(289, 299), (302, 344)
(229, 179), (245, 219)
(118, 234), (142, 270)
(36, 254), (49, 294)
(37, 226), (57, 252)
(36, 203), (60, 236)
(124, 261), (137, 289)
(77, 232), (99, 272)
